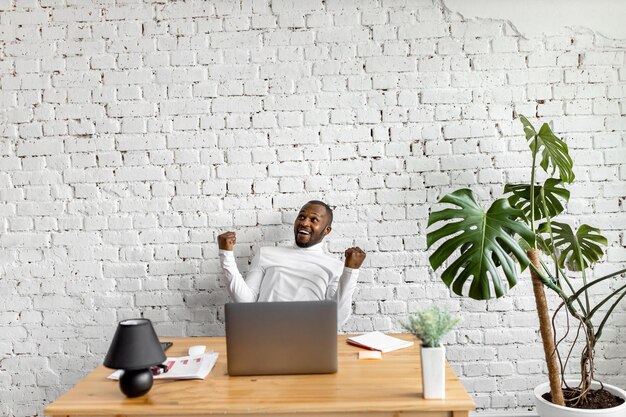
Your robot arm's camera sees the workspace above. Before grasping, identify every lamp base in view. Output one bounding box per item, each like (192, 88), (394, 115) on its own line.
(119, 368), (153, 397)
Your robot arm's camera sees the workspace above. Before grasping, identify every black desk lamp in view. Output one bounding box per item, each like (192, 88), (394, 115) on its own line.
(103, 318), (166, 397)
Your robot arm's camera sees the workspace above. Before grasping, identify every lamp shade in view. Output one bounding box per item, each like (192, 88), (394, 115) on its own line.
(103, 318), (166, 370)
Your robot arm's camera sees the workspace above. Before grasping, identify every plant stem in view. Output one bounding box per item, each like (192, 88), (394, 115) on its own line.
(529, 262), (584, 321)
(595, 288), (626, 340)
(539, 192), (561, 287)
(528, 263), (562, 296)
(566, 268), (626, 309)
(539, 258), (586, 315)
(575, 243), (591, 315)
(530, 138), (538, 244)
(558, 274), (585, 315)
(587, 283), (626, 318)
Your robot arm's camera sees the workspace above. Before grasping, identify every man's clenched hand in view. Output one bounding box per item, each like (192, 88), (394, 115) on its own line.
(218, 231), (236, 251)
(344, 247), (366, 269)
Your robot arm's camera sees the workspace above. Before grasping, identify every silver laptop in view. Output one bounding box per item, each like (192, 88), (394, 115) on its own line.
(225, 301), (337, 376)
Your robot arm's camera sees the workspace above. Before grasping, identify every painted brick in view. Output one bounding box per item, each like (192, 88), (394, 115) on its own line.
(365, 56), (416, 73)
(398, 23), (448, 39)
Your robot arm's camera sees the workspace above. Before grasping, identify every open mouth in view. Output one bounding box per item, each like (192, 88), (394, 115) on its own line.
(297, 229), (311, 236)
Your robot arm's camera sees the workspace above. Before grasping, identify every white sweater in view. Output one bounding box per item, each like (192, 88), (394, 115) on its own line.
(219, 242), (359, 327)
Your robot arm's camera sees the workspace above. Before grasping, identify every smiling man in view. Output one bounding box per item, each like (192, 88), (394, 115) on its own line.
(217, 200), (366, 327)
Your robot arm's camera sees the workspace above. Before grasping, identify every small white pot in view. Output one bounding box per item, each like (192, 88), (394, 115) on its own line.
(421, 345), (445, 399)
(534, 380), (626, 417)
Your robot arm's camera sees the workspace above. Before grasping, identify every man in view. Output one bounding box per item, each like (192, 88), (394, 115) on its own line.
(218, 200), (366, 327)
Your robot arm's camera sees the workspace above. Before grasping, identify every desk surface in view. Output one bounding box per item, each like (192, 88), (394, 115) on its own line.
(45, 334), (474, 417)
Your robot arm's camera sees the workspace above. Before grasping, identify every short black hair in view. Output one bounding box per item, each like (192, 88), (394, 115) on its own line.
(304, 200), (333, 227)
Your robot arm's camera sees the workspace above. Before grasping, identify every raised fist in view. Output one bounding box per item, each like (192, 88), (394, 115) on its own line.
(344, 247), (366, 269)
(218, 231), (236, 251)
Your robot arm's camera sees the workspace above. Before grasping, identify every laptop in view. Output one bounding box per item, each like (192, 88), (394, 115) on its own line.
(225, 300), (337, 376)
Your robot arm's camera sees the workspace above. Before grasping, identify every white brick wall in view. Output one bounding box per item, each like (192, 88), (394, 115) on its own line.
(0, 1), (625, 416)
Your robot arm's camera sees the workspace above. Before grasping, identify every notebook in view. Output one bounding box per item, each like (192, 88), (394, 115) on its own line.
(107, 352), (219, 381)
(347, 331), (414, 353)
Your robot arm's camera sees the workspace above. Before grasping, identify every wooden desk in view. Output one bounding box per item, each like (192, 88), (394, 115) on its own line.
(45, 334), (474, 417)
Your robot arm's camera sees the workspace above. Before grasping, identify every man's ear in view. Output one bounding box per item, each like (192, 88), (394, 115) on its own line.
(323, 226), (332, 236)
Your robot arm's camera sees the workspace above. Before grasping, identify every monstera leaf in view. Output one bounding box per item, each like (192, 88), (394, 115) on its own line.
(520, 115), (575, 183)
(504, 178), (570, 222)
(427, 189), (535, 300)
(538, 222), (607, 271)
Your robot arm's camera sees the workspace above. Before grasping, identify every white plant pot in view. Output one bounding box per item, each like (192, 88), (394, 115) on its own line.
(421, 345), (445, 399)
(534, 380), (626, 417)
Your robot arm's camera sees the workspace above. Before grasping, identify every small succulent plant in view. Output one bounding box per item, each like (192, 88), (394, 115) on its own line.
(401, 306), (462, 348)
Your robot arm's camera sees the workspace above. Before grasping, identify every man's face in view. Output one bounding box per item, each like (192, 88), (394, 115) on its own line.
(293, 204), (331, 248)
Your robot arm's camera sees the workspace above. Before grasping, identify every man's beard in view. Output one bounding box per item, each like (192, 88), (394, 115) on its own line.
(294, 230), (324, 248)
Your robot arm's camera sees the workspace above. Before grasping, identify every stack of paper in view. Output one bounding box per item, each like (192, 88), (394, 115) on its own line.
(107, 352), (219, 381)
(347, 331), (414, 353)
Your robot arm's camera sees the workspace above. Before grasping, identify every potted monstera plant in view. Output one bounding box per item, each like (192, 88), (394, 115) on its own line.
(426, 115), (626, 416)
